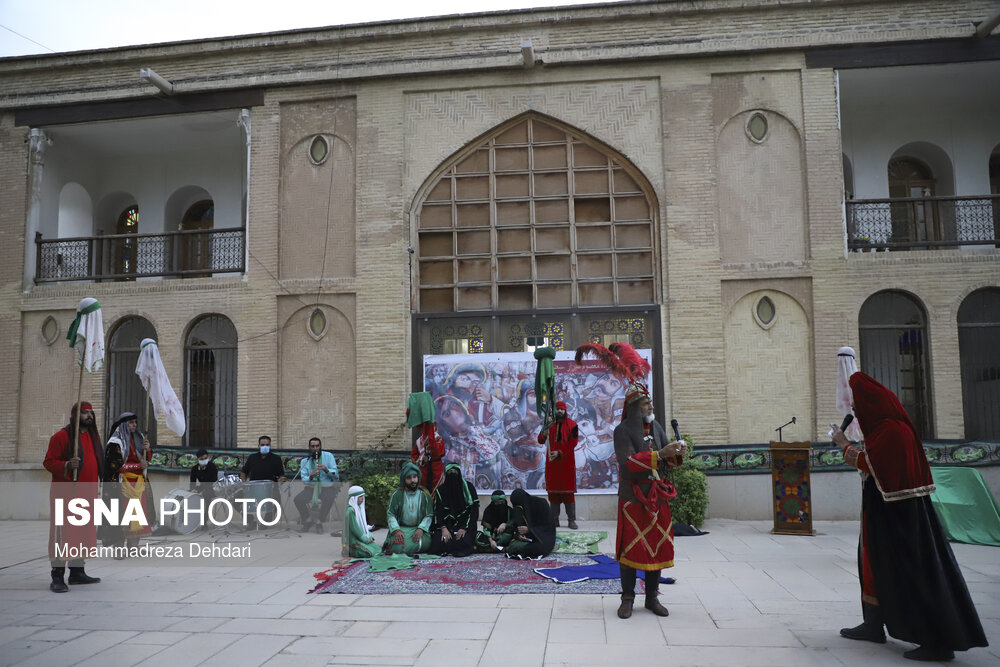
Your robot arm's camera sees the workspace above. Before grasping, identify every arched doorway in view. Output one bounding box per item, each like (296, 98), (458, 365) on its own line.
(958, 288), (1000, 440)
(185, 315), (237, 448)
(106, 316), (157, 442)
(858, 291), (933, 438)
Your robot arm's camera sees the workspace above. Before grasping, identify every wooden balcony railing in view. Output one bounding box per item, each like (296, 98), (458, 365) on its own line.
(35, 227), (245, 283)
(847, 194), (1000, 251)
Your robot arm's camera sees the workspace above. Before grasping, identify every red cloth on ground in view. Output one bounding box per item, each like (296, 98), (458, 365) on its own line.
(849, 373), (934, 501)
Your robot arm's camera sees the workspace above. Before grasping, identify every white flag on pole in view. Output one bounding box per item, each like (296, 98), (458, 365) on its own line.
(135, 338), (186, 437)
(66, 297), (105, 373)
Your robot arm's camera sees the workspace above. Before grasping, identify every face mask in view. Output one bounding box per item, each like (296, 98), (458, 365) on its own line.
(259, 445), (270, 454)
(643, 412), (655, 424)
(198, 458), (210, 466)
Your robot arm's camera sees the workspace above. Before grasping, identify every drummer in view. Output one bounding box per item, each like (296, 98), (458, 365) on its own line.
(189, 448), (218, 503)
(241, 436), (287, 482)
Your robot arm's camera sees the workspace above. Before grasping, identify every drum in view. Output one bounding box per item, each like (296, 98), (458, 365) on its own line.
(213, 473), (243, 497)
(242, 480), (278, 520)
(160, 488), (203, 535)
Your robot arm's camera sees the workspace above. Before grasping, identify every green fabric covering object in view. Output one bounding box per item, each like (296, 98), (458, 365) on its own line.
(533, 346), (556, 426)
(407, 392), (436, 427)
(930, 467), (1000, 547)
(552, 530), (608, 554)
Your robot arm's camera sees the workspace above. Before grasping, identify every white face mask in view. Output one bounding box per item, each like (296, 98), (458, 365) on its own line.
(259, 445), (270, 455)
(643, 412), (655, 424)
(198, 458), (210, 466)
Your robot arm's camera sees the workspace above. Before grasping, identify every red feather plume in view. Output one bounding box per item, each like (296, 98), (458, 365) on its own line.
(574, 343), (631, 380)
(608, 342), (651, 382)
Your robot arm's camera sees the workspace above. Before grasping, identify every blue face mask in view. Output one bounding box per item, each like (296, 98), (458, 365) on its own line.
(259, 445), (270, 455)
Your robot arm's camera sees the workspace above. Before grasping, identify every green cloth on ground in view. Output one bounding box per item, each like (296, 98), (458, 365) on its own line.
(552, 530), (608, 554)
(407, 392), (435, 427)
(357, 553), (414, 572)
(930, 467), (1000, 547)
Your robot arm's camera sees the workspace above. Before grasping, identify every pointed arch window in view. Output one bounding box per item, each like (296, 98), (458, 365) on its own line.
(415, 114), (657, 313)
(185, 315), (237, 449)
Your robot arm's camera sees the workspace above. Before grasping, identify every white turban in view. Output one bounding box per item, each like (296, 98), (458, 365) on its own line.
(836, 346), (864, 441)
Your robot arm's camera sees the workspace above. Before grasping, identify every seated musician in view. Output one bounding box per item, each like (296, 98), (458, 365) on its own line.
(294, 437), (339, 531)
(189, 448), (218, 503)
(241, 435), (286, 482)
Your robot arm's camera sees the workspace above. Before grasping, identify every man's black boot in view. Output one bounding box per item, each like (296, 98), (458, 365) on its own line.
(68, 566), (100, 585)
(50, 567), (68, 593)
(840, 603), (886, 643)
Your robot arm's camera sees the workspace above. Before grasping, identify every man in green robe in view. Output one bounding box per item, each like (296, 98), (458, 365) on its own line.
(345, 485), (380, 558)
(383, 461), (433, 554)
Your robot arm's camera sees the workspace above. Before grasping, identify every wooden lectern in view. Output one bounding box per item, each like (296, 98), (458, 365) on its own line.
(769, 441), (815, 535)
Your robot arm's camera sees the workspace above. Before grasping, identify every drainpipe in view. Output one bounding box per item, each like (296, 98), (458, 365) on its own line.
(974, 10), (1000, 38)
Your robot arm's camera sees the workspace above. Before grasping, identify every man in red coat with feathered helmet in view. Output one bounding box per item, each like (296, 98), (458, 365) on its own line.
(575, 342), (687, 620)
(538, 400), (579, 529)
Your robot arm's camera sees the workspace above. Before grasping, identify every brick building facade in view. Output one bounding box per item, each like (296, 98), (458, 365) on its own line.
(1, 0), (998, 490)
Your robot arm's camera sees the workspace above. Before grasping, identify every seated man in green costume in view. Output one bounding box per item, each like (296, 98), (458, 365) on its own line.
(383, 461), (433, 555)
(345, 485), (379, 558)
(476, 489), (513, 552)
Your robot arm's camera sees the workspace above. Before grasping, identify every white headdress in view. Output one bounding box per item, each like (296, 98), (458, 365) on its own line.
(347, 485), (370, 541)
(836, 346), (864, 441)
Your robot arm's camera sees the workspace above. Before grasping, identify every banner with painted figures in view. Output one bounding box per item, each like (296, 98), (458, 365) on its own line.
(422, 350), (653, 494)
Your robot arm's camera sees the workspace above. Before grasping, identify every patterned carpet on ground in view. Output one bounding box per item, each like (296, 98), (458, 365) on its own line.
(309, 552), (648, 595)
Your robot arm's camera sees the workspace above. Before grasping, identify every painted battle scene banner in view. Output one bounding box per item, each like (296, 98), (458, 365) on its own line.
(423, 350), (653, 494)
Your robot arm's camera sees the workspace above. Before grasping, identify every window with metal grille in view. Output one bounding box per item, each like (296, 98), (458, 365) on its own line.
(858, 291), (933, 438)
(958, 288), (1000, 440)
(185, 315), (237, 449)
(414, 113), (657, 313)
(106, 316), (157, 442)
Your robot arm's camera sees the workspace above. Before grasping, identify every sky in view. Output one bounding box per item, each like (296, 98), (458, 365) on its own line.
(0, 0), (615, 58)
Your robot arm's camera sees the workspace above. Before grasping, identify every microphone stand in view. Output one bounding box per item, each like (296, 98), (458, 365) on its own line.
(775, 417), (797, 442)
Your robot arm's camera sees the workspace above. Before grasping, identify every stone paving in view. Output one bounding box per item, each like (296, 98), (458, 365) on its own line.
(0, 519), (996, 666)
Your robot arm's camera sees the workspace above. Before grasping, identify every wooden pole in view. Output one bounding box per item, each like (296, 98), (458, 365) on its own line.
(72, 358), (84, 483)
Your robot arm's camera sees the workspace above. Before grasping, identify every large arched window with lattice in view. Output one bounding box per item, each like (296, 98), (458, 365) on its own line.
(185, 315), (237, 449)
(859, 290), (933, 438)
(958, 288), (1000, 440)
(414, 114), (657, 313)
(106, 316), (157, 441)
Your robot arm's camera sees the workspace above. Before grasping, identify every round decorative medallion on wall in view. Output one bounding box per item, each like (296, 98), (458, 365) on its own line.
(309, 135), (329, 165)
(754, 295), (776, 329)
(746, 111), (769, 143)
(307, 308), (328, 340)
(41, 315), (59, 345)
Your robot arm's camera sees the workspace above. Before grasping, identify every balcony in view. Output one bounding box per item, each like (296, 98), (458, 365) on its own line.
(847, 195), (1000, 251)
(35, 227), (245, 283)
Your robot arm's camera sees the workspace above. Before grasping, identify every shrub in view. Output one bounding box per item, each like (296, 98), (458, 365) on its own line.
(669, 434), (709, 528)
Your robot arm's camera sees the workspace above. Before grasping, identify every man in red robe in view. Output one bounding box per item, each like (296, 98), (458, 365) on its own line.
(410, 426), (446, 493)
(613, 383), (686, 619)
(44, 402), (103, 592)
(538, 401), (579, 529)
(832, 372), (987, 662)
